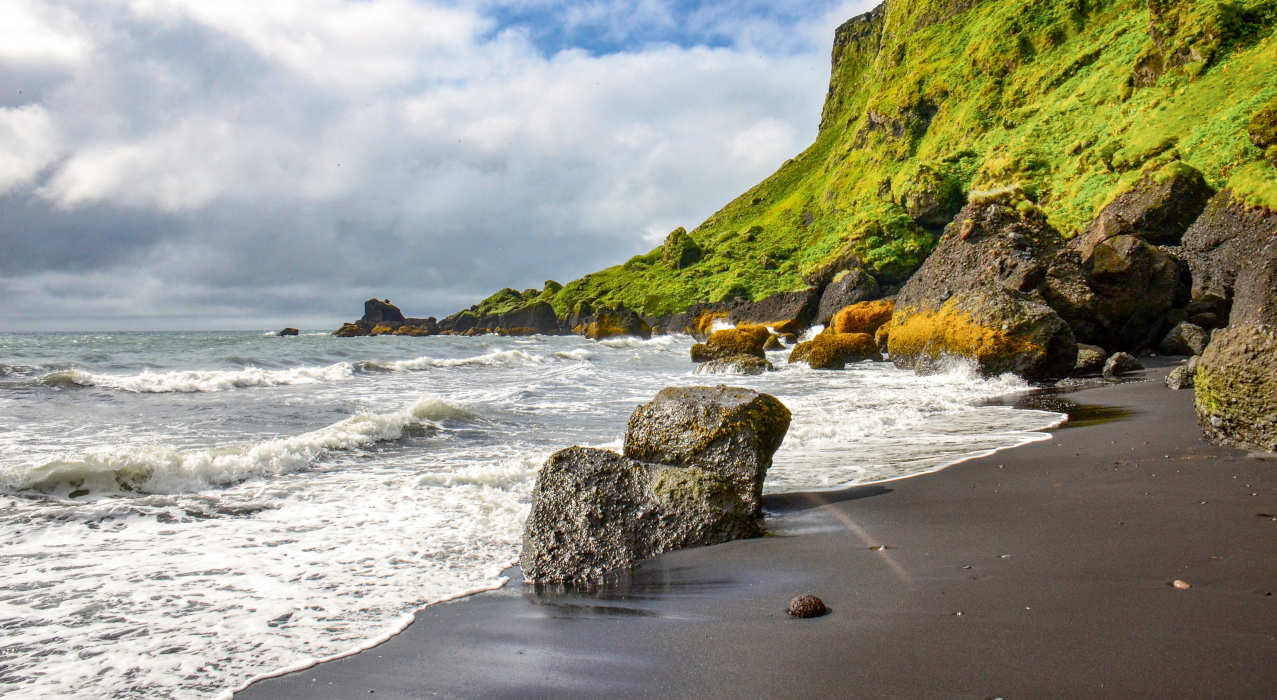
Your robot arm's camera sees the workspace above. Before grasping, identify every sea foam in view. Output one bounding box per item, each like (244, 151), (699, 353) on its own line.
(40, 363), (355, 393)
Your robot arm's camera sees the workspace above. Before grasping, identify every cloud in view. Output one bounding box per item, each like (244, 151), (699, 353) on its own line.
(0, 0), (880, 330)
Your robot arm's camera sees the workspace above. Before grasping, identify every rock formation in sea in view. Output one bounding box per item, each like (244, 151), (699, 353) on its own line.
(520, 386), (790, 583)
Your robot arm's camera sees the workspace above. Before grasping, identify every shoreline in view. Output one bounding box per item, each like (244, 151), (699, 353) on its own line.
(238, 361), (1277, 698)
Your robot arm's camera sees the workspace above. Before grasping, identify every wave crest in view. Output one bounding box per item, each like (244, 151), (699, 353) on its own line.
(39, 364), (354, 393)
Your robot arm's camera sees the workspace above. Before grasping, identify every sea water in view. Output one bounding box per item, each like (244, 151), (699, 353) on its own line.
(0, 331), (1064, 698)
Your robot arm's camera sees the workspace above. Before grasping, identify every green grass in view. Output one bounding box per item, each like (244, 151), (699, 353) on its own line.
(464, 0), (1277, 322)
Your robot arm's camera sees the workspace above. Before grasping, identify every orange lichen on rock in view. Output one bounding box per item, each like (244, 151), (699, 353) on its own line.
(874, 322), (891, 353)
(370, 324), (396, 336)
(831, 300), (894, 335)
(888, 299), (1048, 376)
(393, 325), (431, 336)
(691, 312), (728, 340)
(788, 332), (880, 369)
(691, 326), (770, 362)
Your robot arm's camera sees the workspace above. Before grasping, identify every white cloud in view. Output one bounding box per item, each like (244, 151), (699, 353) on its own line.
(0, 105), (59, 194)
(0, 0), (91, 69)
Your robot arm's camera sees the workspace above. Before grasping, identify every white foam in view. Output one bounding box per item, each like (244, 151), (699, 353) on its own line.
(553, 348), (594, 361)
(387, 349), (548, 370)
(4, 396), (477, 494)
(40, 363), (354, 393)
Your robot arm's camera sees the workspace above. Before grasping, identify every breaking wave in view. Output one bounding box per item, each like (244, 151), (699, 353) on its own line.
(4, 396), (475, 495)
(39, 364), (355, 393)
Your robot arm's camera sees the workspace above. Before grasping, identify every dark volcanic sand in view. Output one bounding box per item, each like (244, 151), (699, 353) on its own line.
(238, 363), (1277, 699)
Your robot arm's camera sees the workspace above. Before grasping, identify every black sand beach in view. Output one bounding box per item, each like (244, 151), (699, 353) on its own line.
(239, 363), (1277, 698)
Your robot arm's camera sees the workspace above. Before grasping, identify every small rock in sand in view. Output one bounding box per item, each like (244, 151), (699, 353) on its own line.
(787, 593), (829, 618)
(1172, 579), (1192, 590)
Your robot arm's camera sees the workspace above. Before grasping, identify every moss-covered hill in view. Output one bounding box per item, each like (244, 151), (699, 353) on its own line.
(450, 0), (1277, 327)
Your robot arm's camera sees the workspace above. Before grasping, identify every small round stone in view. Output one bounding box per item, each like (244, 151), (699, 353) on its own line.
(787, 593), (828, 618)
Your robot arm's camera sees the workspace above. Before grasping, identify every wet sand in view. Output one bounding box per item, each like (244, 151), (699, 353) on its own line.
(238, 362), (1277, 698)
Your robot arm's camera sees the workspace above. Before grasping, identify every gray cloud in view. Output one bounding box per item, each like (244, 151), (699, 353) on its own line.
(0, 0), (878, 330)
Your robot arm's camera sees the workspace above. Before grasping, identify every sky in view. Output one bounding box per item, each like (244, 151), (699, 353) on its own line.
(0, 0), (877, 331)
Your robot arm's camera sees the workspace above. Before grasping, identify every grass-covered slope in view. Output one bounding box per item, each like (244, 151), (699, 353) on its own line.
(457, 0), (1277, 324)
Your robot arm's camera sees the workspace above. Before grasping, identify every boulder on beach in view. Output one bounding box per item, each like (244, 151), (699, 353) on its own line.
(1166, 356), (1199, 391)
(690, 326), (770, 362)
(830, 299), (894, 335)
(624, 385), (791, 517)
(581, 307), (652, 340)
(1082, 234), (1186, 351)
(1073, 343), (1108, 376)
(1103, 352), (1143, 378)
(789, 332), (881, 369)
(277, 327), (299, 337)
(519, 447), (761, 583)
(1159, 322), (1208, 356)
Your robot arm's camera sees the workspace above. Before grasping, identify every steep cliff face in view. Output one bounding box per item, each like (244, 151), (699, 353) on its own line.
(450, 0), (1276, 327)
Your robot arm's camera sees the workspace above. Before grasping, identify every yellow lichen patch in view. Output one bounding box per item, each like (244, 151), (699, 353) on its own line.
(691, 311), (728, 339)
(888, 303), (1041, 367)
(874, 322), (891, 353)
(370, 324), (395, 336)
(393, 325), (431, 336)
(788, 332), (879, 369)
(831, 300), (895, 335)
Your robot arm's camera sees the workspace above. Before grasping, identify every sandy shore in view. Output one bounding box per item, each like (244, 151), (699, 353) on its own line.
(238, 362), (1277, 698)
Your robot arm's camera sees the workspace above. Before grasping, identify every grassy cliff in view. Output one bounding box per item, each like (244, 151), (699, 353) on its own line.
(454, 0), (1277, 325)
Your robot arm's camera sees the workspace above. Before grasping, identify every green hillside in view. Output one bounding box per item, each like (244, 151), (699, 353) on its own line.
(457, 0), (1277, 324)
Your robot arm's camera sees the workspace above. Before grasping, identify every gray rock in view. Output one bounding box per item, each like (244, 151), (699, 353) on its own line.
(362, 298), (405, 325)
(1166, 356), (1199, 390)
(277, 327), (299, 337)
(1073, 343), (1108, 375)
(624, 386), (791, 517)
(815, 266), (881, 326)
(1071, 162), (1213, 258)
(695, 355), (774, 376)
(519, 447), (760, 583)
(1103, 352), (1144, 378)
(1195, 325), (1277, 452)
(1181, 191), (1277, 315)
(1159, 321), (1208, 356)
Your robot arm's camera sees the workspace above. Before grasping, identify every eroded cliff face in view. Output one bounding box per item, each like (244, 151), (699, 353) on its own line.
(443, 0), (1275, 334)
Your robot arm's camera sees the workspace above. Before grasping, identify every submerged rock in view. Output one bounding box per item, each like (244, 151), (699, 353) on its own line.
(624, 386), (790, 517)
(519, 447), (761, 583)
(695, 355), (774, 376)
(788, 332), (881, 369)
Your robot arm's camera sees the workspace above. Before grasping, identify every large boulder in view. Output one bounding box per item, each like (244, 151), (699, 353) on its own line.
(815, 265), (881, 325)
(830, 300), (894, 335)
(788, 333), (881, 369)
(1159, 321), (1208, 356)
(889, 287), (1077, 381)
(362, 298), (405, 325)
(1083, 234), (1185, 350)
(1071, 162), (1214, 258)
(624, 386), (791, 517)
(519, 447), (761, 583)
(690, 326), (770, 362)
(1195, 325), (1277, 452)
(582, 307), (652, 340)
(498, 301), (560, 335)
(1181, 191), (1277, 318)
(661, 227), (703, 269)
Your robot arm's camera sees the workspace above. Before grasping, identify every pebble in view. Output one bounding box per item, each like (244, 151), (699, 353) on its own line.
(787, 593), (829, 618)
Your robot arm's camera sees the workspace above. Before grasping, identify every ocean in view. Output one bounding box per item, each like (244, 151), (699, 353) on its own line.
(0, 330), (1065, 698)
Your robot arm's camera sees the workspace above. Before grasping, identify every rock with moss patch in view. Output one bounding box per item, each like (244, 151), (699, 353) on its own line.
(830, 299), (894, 335)
(519, 447), (761, 583)
(897, 163), (964, 230)
(695, 354), (774, 376)
(333, 322), (368, 337)
(690, 326), (770, 362)
(890, 287), (1076, 381)
(661, 227), (703, 269)
(815, 265), (881, 325)
(624, 385), (790, 517)
(1195, 326), (1277, 452)
(1159, 321), (1208, 356)
(1166, 356), (1199, 390)
(1249, 97), (1277, 150)
(1071, 162), (1214, 258)
(789, 332), (881, 369)
(582, 307), (652, 340)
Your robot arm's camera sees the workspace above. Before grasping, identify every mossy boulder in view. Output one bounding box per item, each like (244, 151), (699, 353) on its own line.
(519, 447), (760, 583)
(789, 332), (881, 370)
(690, 326), (770, 363)
(582, 307), (652, 340)
(830, 299), (894, 335)
(1249, 97), (1277, 150)
(695, 354), (774, 376)
(393, 324), (433, 336)
(624, 385), (791, 517)
(1071, 162), (1214, 258)
(661, 227), (703, 269)
(896, 163), (964, 230)
(1195, 325), (1277, 452)
(889, 288), (1077, 381)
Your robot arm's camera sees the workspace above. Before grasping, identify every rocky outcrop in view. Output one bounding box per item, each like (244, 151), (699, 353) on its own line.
(624, 386), (790, 517)
(1071, 162), (1214, 258)
(333, 322), (367, 337)
(662, 288), (821, 337)
(581, 307), (652, 340)
(519, 448), (761, 583)
(520, 386), (791, 582)
(789, 333), (881, 369)
(277, 327), (299, 337)
(891, 287), (1077, 381)
(363, 298), (405, 325)
(1181, 191), (1277, 321)
(661, 227), (703, 269)
(690, 327), (769, 362)
(830, 299), (894, 335)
